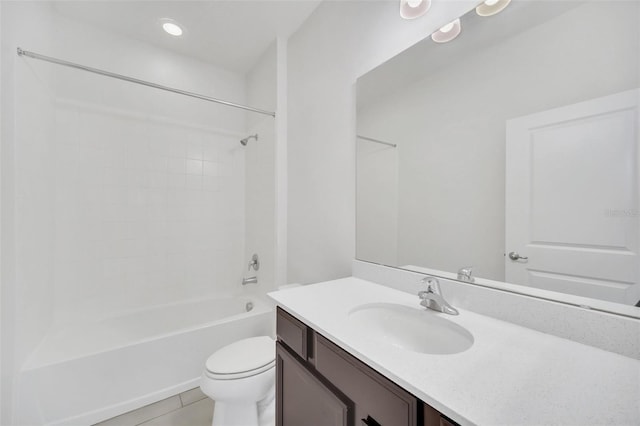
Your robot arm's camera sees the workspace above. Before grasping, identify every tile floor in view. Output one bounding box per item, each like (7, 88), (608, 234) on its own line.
(94, 387), (213, 426)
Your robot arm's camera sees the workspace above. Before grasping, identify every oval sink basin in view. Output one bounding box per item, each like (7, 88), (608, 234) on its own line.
(348, 303), (474, 355)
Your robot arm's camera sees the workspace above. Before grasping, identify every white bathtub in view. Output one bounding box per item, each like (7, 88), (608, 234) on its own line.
(15, 296), (274, 425)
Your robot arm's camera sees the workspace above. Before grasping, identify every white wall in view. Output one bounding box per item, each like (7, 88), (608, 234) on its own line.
(244, 42), (277, 292)
(356, 140), (397, 265)
(286, 0), (476, 284)
(357, 1), (640, 281)
(1, 2), (56, 423)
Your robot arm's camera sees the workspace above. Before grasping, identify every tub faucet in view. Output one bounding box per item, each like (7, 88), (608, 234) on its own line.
(418, 277), (459, 315)
(242, 276), (258, 285)
(457, 266), (474, 283)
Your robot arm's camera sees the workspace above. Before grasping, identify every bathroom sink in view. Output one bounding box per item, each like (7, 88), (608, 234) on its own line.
(348, 303), (473, 355)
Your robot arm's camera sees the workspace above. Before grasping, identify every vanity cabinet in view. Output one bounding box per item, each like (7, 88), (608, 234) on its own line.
(276, 307), (459, 426)
(276, 343), (349, 426)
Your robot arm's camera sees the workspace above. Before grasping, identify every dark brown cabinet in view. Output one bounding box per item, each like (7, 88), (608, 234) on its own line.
(276, 307), (460, 426)
(276, 342), (349, 426)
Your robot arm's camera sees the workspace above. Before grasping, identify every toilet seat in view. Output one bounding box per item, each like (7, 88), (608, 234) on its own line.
(205, 336), (275, 380)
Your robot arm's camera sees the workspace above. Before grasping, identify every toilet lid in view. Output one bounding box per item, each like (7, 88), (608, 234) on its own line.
(206, 336), (275, 375)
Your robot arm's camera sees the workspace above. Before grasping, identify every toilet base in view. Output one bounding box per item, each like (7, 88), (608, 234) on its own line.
(257, 386), (275, 426)
(211, 386), (274, 426)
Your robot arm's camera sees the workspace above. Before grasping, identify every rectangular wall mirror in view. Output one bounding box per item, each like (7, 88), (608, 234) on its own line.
(356, 0), (639, 315)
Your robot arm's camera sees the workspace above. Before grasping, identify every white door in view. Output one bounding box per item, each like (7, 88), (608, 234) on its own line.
(505, 89), (639, 305)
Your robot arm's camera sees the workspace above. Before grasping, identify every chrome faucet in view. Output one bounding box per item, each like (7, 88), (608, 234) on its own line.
(243, 254), (259, 285)
(418, 277), (459, 315)
(457, 266), (474, 283)
(248, 254), (260, 271)
(242, 276), (258, 285)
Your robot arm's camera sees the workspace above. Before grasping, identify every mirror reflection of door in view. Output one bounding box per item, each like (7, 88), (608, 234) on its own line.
(505, 90), (639, 305)
(355, 0), (640, 309)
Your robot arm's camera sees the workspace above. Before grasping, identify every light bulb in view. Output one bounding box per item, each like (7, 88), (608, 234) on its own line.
(162, 22), (183, 36)
(476, 0), (511, 17)
(439, 22), (455, 33)
(400, 0), (431, 19)
(431, 18), (461, 43)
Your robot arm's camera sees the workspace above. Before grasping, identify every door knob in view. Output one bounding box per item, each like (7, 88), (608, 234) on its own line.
(508, 251), (528, 261)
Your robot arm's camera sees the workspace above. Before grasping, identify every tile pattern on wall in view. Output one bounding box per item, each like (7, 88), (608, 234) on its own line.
(52, 101), (246, 325)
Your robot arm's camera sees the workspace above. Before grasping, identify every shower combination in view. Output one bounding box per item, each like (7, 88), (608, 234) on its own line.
(240, 134), (258, 146)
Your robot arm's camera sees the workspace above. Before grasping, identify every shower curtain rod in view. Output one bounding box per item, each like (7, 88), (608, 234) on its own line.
(357, 135), (397, 148)
(16, 47), (276, 118)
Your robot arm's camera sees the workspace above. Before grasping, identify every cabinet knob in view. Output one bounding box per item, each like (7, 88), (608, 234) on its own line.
(361, 416), (381, 426)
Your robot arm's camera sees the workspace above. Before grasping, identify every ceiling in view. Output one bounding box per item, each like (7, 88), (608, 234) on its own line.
(53, 0), (321, 74)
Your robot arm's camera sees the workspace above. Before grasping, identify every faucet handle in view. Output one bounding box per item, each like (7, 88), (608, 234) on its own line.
(248, 253), (260, 271)
(457, 266), (475, 283)
(420, 276), (440, 293)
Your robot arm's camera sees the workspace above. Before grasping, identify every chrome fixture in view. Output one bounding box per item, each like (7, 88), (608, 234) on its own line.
(418, 277), (459, 315)
(16, 47), (275, 117)
(357, 134), (397, 148)
(240, 134), (258, 146)
(247, 253), (260, 271)
(508, 251), (528, 261)
(242, 276), (258, 285)
(457, 266), (474, 283)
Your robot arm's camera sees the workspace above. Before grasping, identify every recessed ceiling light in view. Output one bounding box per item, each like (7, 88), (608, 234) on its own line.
(161, 20), (183, 37)
(476, 0), (511, 17)
(431, 18), (462, 43)
(400, 0), (431, 20)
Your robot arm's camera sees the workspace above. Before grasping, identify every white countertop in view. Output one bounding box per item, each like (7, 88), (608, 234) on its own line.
(268, 277), (640, 426)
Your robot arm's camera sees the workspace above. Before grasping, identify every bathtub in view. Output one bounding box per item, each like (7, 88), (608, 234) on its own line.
(15, 296), (274, 425)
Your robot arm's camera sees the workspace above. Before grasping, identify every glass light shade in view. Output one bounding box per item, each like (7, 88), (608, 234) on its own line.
(431, 19), (462, 43)
(476, 0), (511, 17)
(400, 0), (432, 20)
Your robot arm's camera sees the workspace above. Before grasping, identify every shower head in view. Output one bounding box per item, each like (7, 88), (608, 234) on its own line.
(240, 134), (258, 146)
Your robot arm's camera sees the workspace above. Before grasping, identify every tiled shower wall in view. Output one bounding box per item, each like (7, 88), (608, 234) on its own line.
(52, 102), (246, 325)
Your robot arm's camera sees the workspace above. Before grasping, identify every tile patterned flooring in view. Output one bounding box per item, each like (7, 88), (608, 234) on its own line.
(94, 388), (213, 426)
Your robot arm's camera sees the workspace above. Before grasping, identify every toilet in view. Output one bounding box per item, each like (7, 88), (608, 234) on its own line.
(200, 336), (276, 426)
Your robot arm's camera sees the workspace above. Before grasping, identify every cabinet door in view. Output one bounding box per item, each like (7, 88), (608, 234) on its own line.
(276, 342), (350, 426)
(314, 334), (418, 426)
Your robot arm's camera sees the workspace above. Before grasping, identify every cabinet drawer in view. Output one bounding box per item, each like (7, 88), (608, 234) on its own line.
(315, 333), (418, 426)
(276, 307), (310, 359)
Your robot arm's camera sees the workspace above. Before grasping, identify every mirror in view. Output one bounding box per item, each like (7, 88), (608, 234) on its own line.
(356, 0), (640, 313)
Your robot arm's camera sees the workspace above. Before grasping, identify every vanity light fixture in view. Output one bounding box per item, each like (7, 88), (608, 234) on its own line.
(476, 0), (511, 17)
(431, 18), (462, 43)
(400, 0), (432, 20)
(161, 19), (183, 37)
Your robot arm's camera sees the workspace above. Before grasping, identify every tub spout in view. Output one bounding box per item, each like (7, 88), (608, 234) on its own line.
(242, 276), (258, 285)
